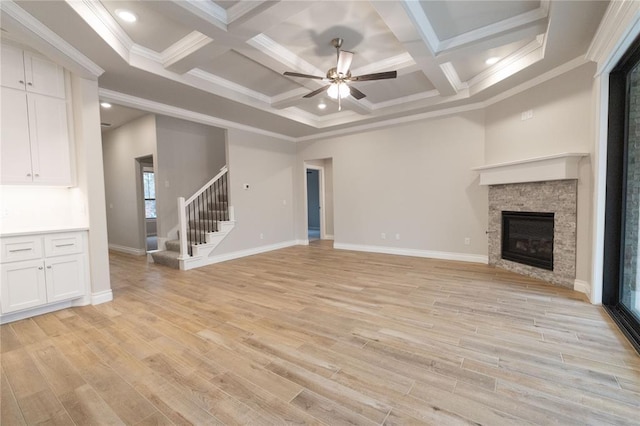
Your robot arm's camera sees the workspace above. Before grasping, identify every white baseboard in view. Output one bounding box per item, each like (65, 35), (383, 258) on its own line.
(0, 300), (75, 324)
(324, 234), (335, 240)
(297, 239), (310, 246)
(333, 243), (489, 264)
(91, 289), (113, 305)
(183, 240), (299, 270)
(109, 244), (146, 256)
(573, 279), (591, 298)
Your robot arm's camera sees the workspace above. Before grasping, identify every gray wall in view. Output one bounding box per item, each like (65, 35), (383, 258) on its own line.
(213, 128), (297, 254)
(155, 115), (226, 237)
(102, 114), (157, 252)
(297, 110), (488, 258)
(484, 62), (595, 282)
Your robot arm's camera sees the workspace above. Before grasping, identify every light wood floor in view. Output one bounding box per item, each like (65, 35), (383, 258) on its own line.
(2, 241), (640, 425)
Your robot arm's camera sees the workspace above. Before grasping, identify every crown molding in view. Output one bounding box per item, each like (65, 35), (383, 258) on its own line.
(98, 88), (296, 142)
(226, 1), (267, 24)
(467, 35), (544, 95)
(189, 68), (271, 104)
(586, 0), (640, 74)
(297, 101), (485, 143)
(1, 0), (104, 78)
(439, 62), (468, 92)
(161, 31), (213, 68)
(437, 2), (549, 53)
(64, 0), (133, 62)
(247, 34), (323, 77)
(401, 0), (440, 53)
(172, 0), (227, 30)
(370, 90), (440, 111)
(98, 54), (592, 144)
(481, 55), (590, 108)
(350, 52), (415, 77)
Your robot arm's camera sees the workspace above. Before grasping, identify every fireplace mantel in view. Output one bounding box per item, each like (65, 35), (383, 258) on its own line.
(473, 153), (589, 186)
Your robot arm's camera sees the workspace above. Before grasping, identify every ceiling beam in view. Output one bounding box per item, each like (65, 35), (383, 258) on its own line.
(370, 1), (458, 97)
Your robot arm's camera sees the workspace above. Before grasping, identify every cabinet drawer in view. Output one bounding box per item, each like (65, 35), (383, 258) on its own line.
(1, 237), (42, 263)
(44, 233), (83, 257)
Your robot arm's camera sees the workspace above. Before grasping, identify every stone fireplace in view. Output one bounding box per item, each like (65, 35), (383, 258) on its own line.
(474, 153), (587, 289)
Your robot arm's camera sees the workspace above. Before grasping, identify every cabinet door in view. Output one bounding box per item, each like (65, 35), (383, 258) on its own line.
(45, 255), (84, 303)
(1, 44), (26, 91)
(0, 260), (47, 314)
(27, 93), (71, 185)
(0, 88), (33, 184)
(23, 52), (65, 99)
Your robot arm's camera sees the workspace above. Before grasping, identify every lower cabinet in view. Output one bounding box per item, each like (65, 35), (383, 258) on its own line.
(0, 231), (87, 318)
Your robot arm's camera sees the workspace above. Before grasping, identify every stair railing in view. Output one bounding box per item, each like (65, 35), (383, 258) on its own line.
(177, 165), (229, 259)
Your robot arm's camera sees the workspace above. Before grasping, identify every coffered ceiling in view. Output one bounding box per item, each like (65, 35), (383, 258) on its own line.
(1, 1), (608, 138)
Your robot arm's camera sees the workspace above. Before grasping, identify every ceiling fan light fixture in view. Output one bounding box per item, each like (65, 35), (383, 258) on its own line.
(327, 82), (350, 100)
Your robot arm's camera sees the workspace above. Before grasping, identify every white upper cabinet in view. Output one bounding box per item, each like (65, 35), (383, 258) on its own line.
(0, 43), (72, 186)
(1, 44), (65, 99)
(0, 88), (32, 183)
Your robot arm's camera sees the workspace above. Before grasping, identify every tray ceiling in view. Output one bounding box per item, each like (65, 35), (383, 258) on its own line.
(2, 0), (608, 138)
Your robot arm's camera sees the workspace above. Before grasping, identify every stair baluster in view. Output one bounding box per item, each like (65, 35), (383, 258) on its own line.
(178, 166), (229, 260)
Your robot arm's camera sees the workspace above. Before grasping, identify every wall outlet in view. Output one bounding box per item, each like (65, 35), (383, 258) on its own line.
(464, 237), (471, 245)
(395, 233), (400, 240)
(521, 109), (534, 120)
(243, 183), (250, 190)
(260, 233), (264, 240)
(381, 233), (386, 240)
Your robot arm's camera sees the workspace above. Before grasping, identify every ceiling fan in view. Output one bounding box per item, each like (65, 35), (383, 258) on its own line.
(283, 38), (397, 110)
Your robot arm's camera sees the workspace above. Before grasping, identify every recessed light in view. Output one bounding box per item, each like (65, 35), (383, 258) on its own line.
(115, 9), (137, 23)
(318, 101), (327, 110)
(485, 57), (500, 65)
(100, 102), (112, 109)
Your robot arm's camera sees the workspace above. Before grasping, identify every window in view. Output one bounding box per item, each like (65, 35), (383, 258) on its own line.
(143, 171), (156, 219)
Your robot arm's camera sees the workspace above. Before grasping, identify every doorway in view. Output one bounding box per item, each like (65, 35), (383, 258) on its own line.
(603, 35), (640, 353)
(137, 156), (157, 252)
(306, 168), (321, 241)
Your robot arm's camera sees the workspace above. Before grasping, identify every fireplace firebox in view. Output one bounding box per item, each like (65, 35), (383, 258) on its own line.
(501, 211), (554, 270)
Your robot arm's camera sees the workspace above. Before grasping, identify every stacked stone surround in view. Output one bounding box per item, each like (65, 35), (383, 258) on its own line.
(488, 180), (577, 288)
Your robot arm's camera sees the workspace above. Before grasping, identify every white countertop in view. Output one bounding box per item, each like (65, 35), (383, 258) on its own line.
(0, 226), (89, 237)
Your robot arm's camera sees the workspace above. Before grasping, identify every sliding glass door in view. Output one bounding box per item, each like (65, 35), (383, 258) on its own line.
(604, 35), (640, 353)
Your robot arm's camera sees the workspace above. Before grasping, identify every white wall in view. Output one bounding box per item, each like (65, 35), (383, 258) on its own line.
(213, 128), (297, 254)
(70, 76), (112, 298)
(297, 110), (488, 260)
(484, 63), (595, 283)
(102, 114), (157, 252)
(155, 115), (226, 237)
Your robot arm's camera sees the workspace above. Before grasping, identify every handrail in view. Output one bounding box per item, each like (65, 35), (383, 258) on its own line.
(186, 165), (228, 205)
(178, 165), (229, 259)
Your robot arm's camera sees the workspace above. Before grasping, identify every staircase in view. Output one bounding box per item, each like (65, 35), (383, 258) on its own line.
(151, 166), (235, 270)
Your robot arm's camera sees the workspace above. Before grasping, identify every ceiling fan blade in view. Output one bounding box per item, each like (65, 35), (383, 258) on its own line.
(284, 71), (324, 80)
(303, 85), (331, 98)
(336, 51), (353, 75)
(351, 70), (397, 81)
(349, 85), (366, 100)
